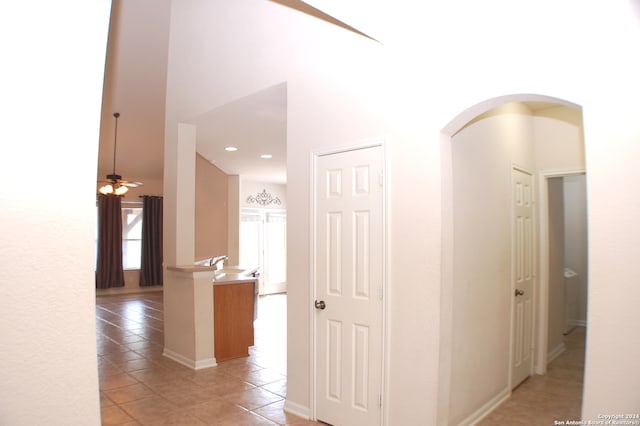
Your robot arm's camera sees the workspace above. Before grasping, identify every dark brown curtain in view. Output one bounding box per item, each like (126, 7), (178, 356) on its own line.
(140, 195), (163, 286)
(96, 194), (125, 289)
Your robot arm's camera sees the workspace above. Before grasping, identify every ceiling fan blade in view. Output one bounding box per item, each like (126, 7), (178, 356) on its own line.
(120, 180), (143, 188)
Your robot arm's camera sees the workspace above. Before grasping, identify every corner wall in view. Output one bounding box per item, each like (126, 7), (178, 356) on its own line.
(0, 1), (111, 424)
(449, 103), (535, 424)
(563, 175), (588, 325)
(547, 177), (566, 357)
(195, 154), (229, 261)
(162, 0), (640, 423)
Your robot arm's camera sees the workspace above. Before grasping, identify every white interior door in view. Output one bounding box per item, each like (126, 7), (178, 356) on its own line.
(314, 145), (383, 426)
(511, 167), (535, 388)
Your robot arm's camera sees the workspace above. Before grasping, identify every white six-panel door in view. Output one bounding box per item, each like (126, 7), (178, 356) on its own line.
(314, 145), (383, 426)
(511, 167), (535, 389)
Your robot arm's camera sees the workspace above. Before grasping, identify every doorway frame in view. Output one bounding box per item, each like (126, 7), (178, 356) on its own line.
(437, 94), (584, 425)
(534, 168), (586, 374)
(309, 139), (389, 425)
(239, 207), (288, 295)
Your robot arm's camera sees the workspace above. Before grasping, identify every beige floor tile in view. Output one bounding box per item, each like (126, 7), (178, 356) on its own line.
(253, 399), (309, 425)
(142, 411), (207, 426)
(210, 410), (277, 425)
(97, 293), (323, 426)
(478, 326), (585, 425)
(201, 379), (257, 398)
(159, 387), (221, 409)
(184, 398), (248, 422)
(119, 395), (178, 424)
(100, 372), (140, 390)
(100, 404), (135, 425)
(117, 357), (160, 372)
(243, 369), (287, 387)
(216, 361), (264, 377)
(101, 391), (116, 407)
(260, 378), (287, 398)
(223, 387), (284, 411)
(104, 383), (157, 404)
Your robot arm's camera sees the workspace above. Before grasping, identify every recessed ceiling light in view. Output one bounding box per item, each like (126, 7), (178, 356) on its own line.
(260, 154), (272, 159)
(225, 146), (238, 152)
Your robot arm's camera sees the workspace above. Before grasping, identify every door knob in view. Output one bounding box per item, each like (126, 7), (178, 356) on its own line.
(515, 289), (525, 296)
(314, 300), (326, 310)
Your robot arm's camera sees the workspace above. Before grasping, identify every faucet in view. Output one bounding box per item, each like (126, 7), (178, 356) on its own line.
(209, 255), (228, 270)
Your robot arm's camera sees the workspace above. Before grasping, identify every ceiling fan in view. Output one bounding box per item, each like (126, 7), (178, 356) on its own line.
(98, 112), (143, 196)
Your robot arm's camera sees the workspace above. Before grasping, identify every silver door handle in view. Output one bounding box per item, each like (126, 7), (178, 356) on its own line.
(515, 289), (525, 296)
(314, 300), (326, 310)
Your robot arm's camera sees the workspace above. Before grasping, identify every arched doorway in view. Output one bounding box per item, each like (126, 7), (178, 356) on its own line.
(438, 94), (587, 425)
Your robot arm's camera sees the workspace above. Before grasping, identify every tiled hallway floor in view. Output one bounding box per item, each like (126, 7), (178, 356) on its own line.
(477, 326), (586, 426)
(97, 292), (319, 425)
(98, 292), (585, 425)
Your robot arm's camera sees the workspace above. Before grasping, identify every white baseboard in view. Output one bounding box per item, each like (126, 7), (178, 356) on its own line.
(547, 342), (566, 364)
(284, 399), (310, 420)
(163, 348), (217, 370)
(194, 357), (218, 370)
(459, 387), (510, 426)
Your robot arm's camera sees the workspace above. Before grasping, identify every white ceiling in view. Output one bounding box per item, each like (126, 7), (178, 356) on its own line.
(190, 83), (287, 185)
(97, 2), (561, 189)
(97, 0), (287, 187)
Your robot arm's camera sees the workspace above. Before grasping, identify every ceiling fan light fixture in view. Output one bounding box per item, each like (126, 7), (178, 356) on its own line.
(98, 112), (143, 196)
(99, 184), (114, 195)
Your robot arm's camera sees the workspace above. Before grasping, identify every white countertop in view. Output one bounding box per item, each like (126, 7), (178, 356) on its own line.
(166, 264), (259, 285)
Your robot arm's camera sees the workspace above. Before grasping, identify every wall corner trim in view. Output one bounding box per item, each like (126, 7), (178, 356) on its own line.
(162, 348), (217, 370)
(284, 399), (311, 420)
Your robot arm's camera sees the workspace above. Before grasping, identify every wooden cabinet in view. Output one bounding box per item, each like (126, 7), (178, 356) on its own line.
(213, 282), (255, 362)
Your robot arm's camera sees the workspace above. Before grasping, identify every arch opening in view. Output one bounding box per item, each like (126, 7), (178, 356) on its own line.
(438, 94), (587, 425)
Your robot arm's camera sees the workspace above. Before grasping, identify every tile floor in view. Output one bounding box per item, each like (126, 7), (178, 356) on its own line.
(477, 326), (586, 426)
(98, 292), (585, 425)
(97, 292), (320, 425)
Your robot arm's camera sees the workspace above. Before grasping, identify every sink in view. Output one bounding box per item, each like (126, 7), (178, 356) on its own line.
(213, 265), (259, 283)
(216, 267), (246, 274)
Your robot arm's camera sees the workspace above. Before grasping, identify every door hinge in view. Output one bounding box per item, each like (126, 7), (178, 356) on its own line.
(379, 393), (383, 407)
(379, 172), (384, 187)
(379, 285), (384, 300)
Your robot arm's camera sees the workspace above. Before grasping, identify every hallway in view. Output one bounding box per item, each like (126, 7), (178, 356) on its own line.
(477, 327), (585, 425)
(97, 292), (318, 425)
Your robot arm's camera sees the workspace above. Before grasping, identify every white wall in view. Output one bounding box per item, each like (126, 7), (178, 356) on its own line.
(547, 178), (566, 357)
(449, 103), (535, 423)
(3, 1), (640, 425)
(0, 1), (110, 424)
(447, 103), (585, 421)
(163, 0), (388, 417)
(533, 106), (585, 171)
(161, 0), (640, 423)
(564, 175), (588, 324)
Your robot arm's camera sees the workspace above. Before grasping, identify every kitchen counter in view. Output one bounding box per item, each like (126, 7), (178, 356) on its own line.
(212, 266), (259, 285)
(166, 264), (259, 285)
(163, 263), (260, 369)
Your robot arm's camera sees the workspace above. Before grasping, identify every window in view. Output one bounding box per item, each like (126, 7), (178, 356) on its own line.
(96, 204), (143, 271)
(122, 207), (143, 270)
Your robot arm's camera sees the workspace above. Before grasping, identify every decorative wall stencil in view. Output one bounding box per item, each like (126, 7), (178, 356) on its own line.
(246, 189), (282, 206)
